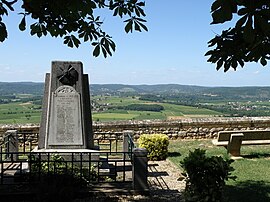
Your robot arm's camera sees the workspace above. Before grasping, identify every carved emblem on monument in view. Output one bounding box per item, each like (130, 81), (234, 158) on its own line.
(57, 86), (75, 93)
(57, 65), (78, 86)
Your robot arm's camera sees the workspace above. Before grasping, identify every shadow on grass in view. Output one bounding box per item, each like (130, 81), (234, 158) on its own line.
(168, 152), (181, 157)
(243, 152), (270, 159)
(224, 180), (270, 202)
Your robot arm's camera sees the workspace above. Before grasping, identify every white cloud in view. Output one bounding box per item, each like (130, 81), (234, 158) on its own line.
(168, 67), (177, 72)
(0, 64), (11, 71)
(254, 71), (260, 74)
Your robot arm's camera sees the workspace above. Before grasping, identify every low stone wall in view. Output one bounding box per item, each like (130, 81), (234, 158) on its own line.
(1, 117), (270, 141)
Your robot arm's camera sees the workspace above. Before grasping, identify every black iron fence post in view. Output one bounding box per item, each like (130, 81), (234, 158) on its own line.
(123, 130), (133, 158)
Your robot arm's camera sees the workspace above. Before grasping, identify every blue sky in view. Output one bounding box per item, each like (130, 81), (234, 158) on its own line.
(0, 0), (270, 86)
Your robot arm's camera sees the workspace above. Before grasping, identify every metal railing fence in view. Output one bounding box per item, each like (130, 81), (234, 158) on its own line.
(0, 130), (133, 185)
(0, 150), (132, 185)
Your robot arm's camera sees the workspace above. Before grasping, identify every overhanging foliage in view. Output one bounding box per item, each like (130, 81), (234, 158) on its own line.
(206, 0), (270, 72)
(0, 0), (147, 57)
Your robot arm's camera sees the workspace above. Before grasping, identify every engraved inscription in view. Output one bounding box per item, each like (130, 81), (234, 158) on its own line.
(55, 95), (76, 143)
(48, 85), (83, 145)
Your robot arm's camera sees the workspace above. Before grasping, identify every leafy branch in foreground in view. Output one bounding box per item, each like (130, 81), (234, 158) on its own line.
(0, 0), (148, 57)
(206, 0), (270, 72)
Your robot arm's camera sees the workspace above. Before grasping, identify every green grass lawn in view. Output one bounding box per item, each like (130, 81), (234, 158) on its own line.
(168, 139), (270, 202)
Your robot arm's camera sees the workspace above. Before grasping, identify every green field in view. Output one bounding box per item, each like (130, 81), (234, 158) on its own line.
(0, 102), (41, 124)
(93, 110), (167, 121)
(0, 96), (223, 124)
(92, 96), (222, 121)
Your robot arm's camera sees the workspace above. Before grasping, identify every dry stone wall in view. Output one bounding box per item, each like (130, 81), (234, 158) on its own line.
(1, 117), (270, 141)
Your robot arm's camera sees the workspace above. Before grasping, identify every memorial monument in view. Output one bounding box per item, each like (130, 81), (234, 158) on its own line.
(38, 61), (94, 150)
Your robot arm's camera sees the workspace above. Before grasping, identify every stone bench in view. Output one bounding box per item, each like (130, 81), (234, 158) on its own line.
(212, 130), (270, 157)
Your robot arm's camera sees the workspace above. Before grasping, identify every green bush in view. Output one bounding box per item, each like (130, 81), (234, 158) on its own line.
(180, 149), (235, 202)
(138, 134), (169, 160)
(30, 154), (98, 183)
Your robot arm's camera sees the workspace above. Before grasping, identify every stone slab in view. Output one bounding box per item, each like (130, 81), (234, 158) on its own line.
(32, 147), (100, 153)
(32, 147), (100, 161)
(38, 73), (50, 149)
(48, 86), (83, 146)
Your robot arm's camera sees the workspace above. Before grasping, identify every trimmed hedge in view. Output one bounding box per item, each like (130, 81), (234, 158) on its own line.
(138, 134), (169, 160)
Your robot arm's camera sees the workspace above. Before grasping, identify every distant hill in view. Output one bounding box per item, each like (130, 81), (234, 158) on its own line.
(1, 82), (270, 101)
(0, 82), (44, 95)
(201, 86), (270, 100)
(90, 84), (208, 94)
(90, 84), (270, 101)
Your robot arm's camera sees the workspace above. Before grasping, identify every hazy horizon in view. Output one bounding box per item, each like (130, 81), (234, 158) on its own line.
(1, 81), (270, 88)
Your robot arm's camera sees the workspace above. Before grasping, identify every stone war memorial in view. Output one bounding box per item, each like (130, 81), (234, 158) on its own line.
(0, 61), (149, 197)
(37, 61), (95, 152)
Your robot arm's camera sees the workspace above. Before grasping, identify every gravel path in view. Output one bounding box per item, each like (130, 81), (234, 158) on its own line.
(146, 159), (186, 201)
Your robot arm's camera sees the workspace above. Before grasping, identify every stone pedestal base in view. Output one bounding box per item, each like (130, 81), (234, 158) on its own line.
(31, 147), (100, 161)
